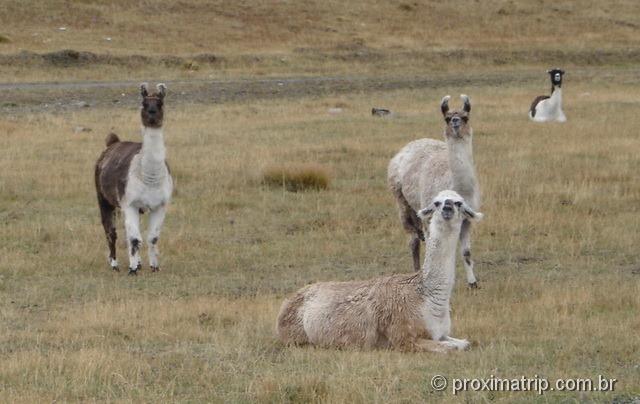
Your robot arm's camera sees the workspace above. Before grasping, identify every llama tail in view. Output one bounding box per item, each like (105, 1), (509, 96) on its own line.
(105, 132), (120, 147)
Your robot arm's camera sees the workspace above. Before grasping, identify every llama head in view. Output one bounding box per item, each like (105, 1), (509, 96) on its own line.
(418, 190), (483, 225)
(140, 83), (167, 128)
(440, 94), (472, 140)
(547, 68), (565, 87)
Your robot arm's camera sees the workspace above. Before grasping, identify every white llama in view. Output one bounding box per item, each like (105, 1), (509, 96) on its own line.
(529, 68), (566, 122)
(94, 83), (173, 275)
(388, 95), (481, 288)
(277, 190), (482, 352)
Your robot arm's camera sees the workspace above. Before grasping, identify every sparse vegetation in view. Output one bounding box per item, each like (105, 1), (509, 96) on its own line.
(2, 0), (640, 81)
(2, 78), (639, 401)
(263, 163), (330, 192)
(1, 1), (640, 402)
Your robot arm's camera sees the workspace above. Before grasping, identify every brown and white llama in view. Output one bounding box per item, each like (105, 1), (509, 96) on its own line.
(387, 95), (481, 287)
(94, 83), (173, 275)
(276, 190), (483, 352)
(529, 68), (566, 122)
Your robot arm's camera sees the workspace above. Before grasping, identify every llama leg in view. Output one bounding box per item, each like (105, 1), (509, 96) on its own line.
(414, 339), (456, 353)
(403, 208), (424, 271)
(98, 195), (118, 271)
(409, 235), (421, 272)
(147, 206), (166, 273)
(459, 220), (478, 288)
(394, 190), (424, 271)
(444, 336), (470, 350)
(123, 205), (143, 275)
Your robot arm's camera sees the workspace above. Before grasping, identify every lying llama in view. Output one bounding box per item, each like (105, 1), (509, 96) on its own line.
(94, 83), (173, 275)
(387, 95), (481, 287)
(277, 190), (482, 352)
(529, 68), (566, 122)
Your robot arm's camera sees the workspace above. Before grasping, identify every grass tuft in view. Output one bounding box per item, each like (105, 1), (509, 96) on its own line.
(262, 163), (330, 192)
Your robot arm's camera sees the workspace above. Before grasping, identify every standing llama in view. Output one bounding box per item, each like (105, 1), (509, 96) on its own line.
(94, 83), (173, 275)
(387, 95), (481, 288)
(529, 68), (566, 122)
(277, 190), (482, 352)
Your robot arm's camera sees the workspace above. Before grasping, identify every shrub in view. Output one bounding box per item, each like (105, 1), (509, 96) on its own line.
(262, 163), (330, 192)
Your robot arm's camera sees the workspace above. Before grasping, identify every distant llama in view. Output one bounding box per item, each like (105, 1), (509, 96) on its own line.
(529, 68), (566, 122)
(277, 190), (483, 352)
(388, 95), (481, 288)
(94, 83), (173, 275)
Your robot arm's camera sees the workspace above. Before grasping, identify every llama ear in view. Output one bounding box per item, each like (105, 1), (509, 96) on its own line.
(460, 94), (471, 113)
(462, 203), (483, 222)
(156, 83), (167, 99)
(140, 82), (149, 98)
(417, 204), (435, 220)
(440, 95), (451, 116)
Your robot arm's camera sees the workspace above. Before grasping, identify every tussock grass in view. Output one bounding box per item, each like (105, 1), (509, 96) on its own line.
(262, 163), (330, 192)
(1, 70), (640, 401)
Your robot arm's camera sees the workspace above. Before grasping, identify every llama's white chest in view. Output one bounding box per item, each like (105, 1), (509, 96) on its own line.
(124, 157), (172, 210)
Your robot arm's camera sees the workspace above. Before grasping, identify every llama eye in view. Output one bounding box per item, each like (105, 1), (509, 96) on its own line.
(143, 102), (149, 108)
(454, 201), (462, 207)
(462, 117), (468, 123)
(434, 201), (442, 207)
(445, 117), (451, 123)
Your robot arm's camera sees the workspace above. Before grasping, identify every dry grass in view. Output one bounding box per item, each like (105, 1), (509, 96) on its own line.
(2, 0), (640, 81)
(1, 69), (639, 401)
(262, 163), (331, 192)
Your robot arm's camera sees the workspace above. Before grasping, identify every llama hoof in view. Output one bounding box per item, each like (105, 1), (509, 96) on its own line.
(468, 281), (479, 289)
(128, 263), (141, 275)
(151, 266), (160, 273)
(111, 266), (120, 272)
(418, 231), (425, 241)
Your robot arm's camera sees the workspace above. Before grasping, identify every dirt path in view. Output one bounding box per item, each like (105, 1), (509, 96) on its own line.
(0, 67), (634, 114)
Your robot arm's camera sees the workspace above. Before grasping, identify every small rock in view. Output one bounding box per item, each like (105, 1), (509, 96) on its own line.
(72, 101), (90, 108)
(328, 107), (343, 114)
(73, 126), (92, 133)
(58, 27), (67, 31)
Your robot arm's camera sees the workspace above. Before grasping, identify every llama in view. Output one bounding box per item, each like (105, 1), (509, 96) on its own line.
(94, 83), (173, 275)
(387, 95), (481, 288)
(276, 190), (482, 352)
(529, 68), (566, 122)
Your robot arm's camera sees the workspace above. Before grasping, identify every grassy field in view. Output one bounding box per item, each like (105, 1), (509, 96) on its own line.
(1, 70), (640, 402)
(2, 0), (640, 81)
(1, 0), (640, 402)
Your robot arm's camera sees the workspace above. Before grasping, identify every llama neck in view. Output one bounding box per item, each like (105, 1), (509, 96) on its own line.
(550, 86), (562, 103)
(139, 126), (167, 185)
(446, 135), (478, 200)
(420, 221), (460, 315)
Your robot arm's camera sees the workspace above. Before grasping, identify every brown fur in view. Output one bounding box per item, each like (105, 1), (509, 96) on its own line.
(105, 132), (120, 147)
(277, 273), (436, 351)
(94, 137), (141, 267)
(95, 139), (142, 208)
